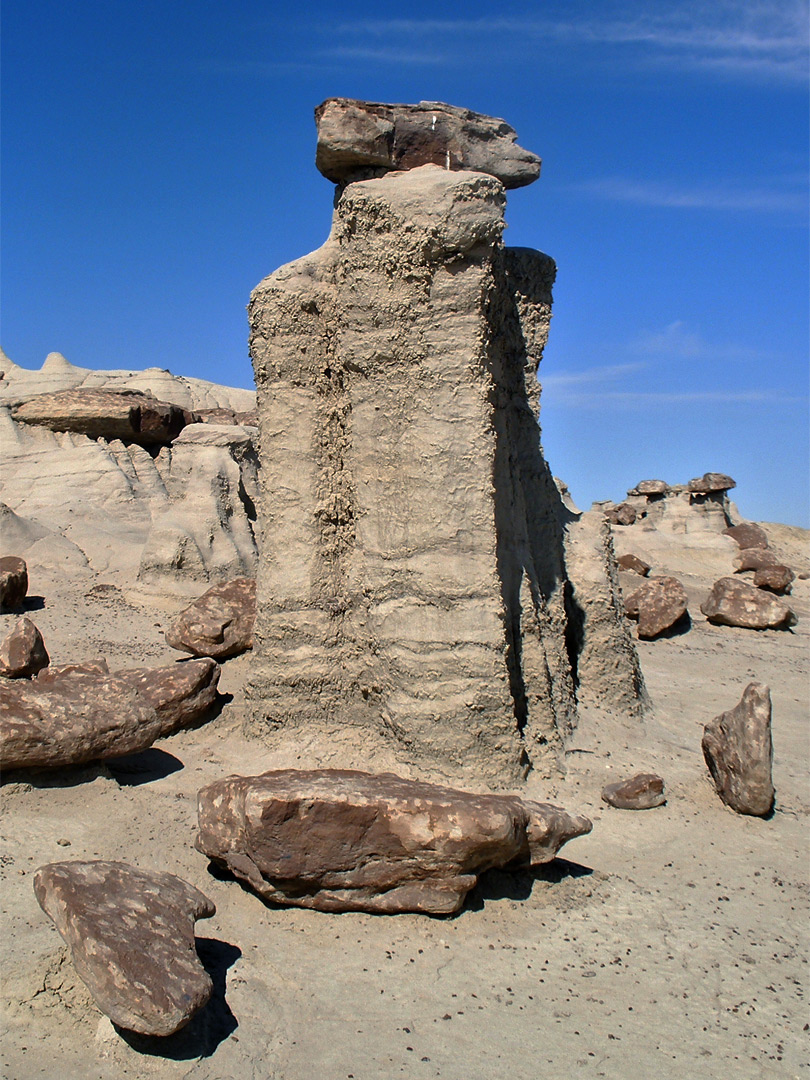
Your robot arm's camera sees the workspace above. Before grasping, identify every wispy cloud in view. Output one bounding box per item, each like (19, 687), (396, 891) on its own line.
(575, 178), (808, 215)
(629, 321), (775, 362)
(543, 361), (648, 388)
(315, 46), (447, 66)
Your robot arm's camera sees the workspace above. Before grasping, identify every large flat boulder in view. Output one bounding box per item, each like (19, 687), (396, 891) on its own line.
(315, 98), (541, 189)
(196, 769), (592, 915)
(165, 577), (256, 659)
(33, 861), (215, 1036)
(702, 683), (774, 816)
(12, 388), (194, 446)
(700, 577), (796, 630)
(0, 658), (220, 770)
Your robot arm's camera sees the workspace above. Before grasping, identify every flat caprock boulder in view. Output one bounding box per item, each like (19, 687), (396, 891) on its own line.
(0, 658), (220, 770)
(315, 98), (541, 188)
(33, 861), (215, 1036)
(702, 683), (774, 816)
(11, 388), (194, 446)
(196, 769), (592, 915)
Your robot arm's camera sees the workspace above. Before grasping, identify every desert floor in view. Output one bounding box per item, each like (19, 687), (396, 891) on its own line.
(1, 521), (808, 1080)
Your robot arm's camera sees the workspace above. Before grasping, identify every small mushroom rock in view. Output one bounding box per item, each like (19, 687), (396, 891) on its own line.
(601, 773), (666, 810)
(33, 861), (215, 1036)
(688, 472), (736, 494)
(700, 577), (796, 630)
(624, 576), (688, 639)
(702, 683), (774, 816)
(631, 480), (669, 496)
(0, 617), (49, 678)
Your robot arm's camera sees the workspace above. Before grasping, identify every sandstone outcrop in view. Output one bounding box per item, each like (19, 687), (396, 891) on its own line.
(624, 576), (689, 639)
(246, 106), (645, 784)
(601, 773), (666, 810)
(315, 98), (541, 189)
(700, 577), (796, 630)
(702, 683), (774, 816)
(0, 617), (49, 678)
(0, 555), (28, 610)
(604, 474), (737, 534)
(33, 861), (215, 1035)
(753, 564), (794, 594)
(0, 658), (220, 770)
(166, 577), (256, 659)
(196, 769), (592, 915)
(12, 388), (193, 446)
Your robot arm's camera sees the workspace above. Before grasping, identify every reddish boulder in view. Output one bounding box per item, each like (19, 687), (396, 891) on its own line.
(702, 683), (774, 816)
(12, 388), (195, 446)
(605, 502), (636, 526)
(33, 861), (215, 1035)
(733, 548), (781, 572)
(688, 472), (736, 493)
(724, 523), (768, 550)
(753, 564), (794, 594)
(0, 556), (28, 611)
(0, 617), (49, 678)
(601, 773), (666, 810)
(624, 576), (688, 639)
(632, 480), (668, 496)
(165, 577), (256, 660)
(616, 553), (651, 576)
(196, 769), (592, 915)
(700, 577), (796, 630)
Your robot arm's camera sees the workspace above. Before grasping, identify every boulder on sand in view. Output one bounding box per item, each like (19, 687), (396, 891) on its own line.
(753, 564), (794, 594)
(616, 553), (651, 577)
(733, 548), (781, 572)
(601, 773), (666, 810)
(0, 556), (28, 611)
(700, 577), (796, 630)
(0, 617), (49, 678)
(196, 769), (592, 915)
(624, 576), (688, 639)
(723, 522), (768, 550)
(33, 861), (215, 1036)
(165, 577), (256, 659)
(702, 683), (774, 816)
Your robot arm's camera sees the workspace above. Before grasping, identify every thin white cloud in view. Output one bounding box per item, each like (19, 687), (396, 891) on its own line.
(316, 46), (447, 65)
(629, 321), (775, 362)
(549, 389), (802, 408)
(575, 178), (807, 215)
(543, 362), (648, 387)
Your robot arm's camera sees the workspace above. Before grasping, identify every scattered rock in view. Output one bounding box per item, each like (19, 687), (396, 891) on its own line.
(33, 861), (215, 1035)
(688, 472), (736, 493)
(702, 683), (774, 816)
(0, 658), (220, 770)
(0, 617), (49, 678)
(624, 576), (689, 638)
(196, 769), (592, 915)
(604, 502), (637, 526)
(315, 98), (542, 189)
(733, 547), (781, 572)
(12, 388), (195, 446)
(616, 553), (651, 576)
(165, 578), (256, 659)
(724, 522), (768, 550)
(0, 555), (28, 610)
(753, 564), (794, 594)
(601, 773), (666, 810)
(700, 577), (796, 630)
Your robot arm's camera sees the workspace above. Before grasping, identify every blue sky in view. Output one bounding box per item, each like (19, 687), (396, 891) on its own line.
(2, 1), (808, 525)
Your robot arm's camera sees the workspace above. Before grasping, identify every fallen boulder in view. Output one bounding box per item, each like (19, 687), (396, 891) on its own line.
(733, 548), (781, 572)
(33, 861), (215, 1036)
(315, 98), (541, 189)
(616, 553), (651, 576)
(601, 773), (666, 810)
(604, 502), (636, 526)
(724, 522), (768, 550)
(165, 577), (256, 659)
(0, 555), (28, 610)
(11, 388), (194, 446)
(624, 576), (688, 638)
(702, 683), (774, 816)
(753, 564), (794, 594)
(688, 472), (736, 494)
(196, 769), (592, 915)
(700, 577), (796, 630)
(0, 658), (220, 770)
(0, 617), (49, 678)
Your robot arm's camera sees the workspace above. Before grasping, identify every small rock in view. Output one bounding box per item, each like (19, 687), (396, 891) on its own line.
(733, 548), (781, 572)
(33, 861), (215, 1035)
(0, 617), (49, 678)
(605, 502), (636, 526)
(688, 472), (736, 493)
(723, 522), (768, 550)
(601, 774), (666, 810)
(0, 556), (28, 611)
(753, 564), (794, 594)
(165, 577), (256, 660)
(616, 553), (651, 576)
(624, 576), (688, 638)
(702, 683), (774, 816)
(700, 577), (796, 630)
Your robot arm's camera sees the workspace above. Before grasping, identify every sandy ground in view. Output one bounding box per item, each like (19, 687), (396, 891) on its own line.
(1, 521), (808, 1080)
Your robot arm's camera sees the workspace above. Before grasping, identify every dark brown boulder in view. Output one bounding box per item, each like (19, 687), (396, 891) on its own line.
(724, 522), (768, 550)
(0, 658), (220, 770)
(315, 98), (542, 189)
(624, 576), (688, 639)
(165, 577), (256, 660)
(0, 617), (49, 678)
(11, 388), (195, 446)
(700, 577), (796, 630)
(702, 683), (774, 816)
(605, 502), (636, 526)
(196, 769), (592, 915)
(0, 556), (28, 611)
(753, 564), (794, 594)
(632, 480), (669, 495)
(33, 861), (215, 1036)
(616, 553), (651, 576)
(601, 773), (666, 810)
(733, 547), (781, 572)
(688, 472), (736, 493)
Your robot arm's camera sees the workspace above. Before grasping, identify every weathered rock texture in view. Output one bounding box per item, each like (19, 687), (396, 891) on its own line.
(0, 617), (49, 678)
(724, 522), (768, 550)
(0, 658), (219, 770)
(196, 769), (592, 915)
(700, 577), (796, 630)
(753, 564), (794, 594)
(624, 576), (689, 639)
(702, 683), (774, 816)
(734, 548), (781, 572)
(33, 861), (215, 1035)
(0, 555), (28, 610)
(315, 99), (541, 189)
(246, 145), (644, 784)
(12, 388), (193, 446)
(166, 577), (256, 659)
(603, 475), (738, 535)
(601, 773), (666, 810)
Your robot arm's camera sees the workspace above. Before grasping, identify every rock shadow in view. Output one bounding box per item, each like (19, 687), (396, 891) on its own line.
(644, 611), (692, 640)
(464, 857), (593, 911)
(21, 595), (46, 611)
(114, 937), (240, 1059)
(106, 748), (184, 786)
